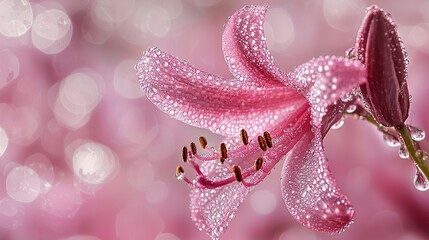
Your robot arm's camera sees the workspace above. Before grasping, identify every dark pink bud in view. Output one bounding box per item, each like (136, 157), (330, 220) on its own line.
(356, 5), (409, 127)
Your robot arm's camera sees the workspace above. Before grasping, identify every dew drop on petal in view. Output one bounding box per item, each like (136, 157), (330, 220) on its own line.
(408, 125), (425, 142)
(331, 118), (344, 130)
(345, 47), (356, 59)
(346, 104), (356, 113)
(382, 133), (400, 147)
(6, 166), (41, 203)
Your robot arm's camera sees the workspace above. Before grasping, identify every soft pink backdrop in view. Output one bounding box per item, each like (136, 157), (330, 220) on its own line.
(0, 0), (429, 239)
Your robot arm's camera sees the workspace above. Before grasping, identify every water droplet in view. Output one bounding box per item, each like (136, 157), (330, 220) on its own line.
(175, 171), (184, 180)
(340, 92), (353, 102)
(398, 144), (409, 159)
(331, 118), (344, 130)
(408, 125), (425, 141)
(345, 47), (356, 59)
(382, 133), (400, 147)
(414, 167), (429, 191)
(346, 104), (356, 113)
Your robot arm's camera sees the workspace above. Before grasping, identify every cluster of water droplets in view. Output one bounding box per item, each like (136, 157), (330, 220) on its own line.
(380, 125), (428, 191)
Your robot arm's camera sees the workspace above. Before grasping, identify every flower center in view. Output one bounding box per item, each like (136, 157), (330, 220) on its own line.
(175, 129), (274, 189)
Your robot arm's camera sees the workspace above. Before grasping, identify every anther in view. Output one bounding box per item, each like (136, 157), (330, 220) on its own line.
(190, 142), (197, 155)
(182, 146), (188, 162)
(176, 165), (185, 178)
(254, 157), (263, 171)
(232, 165), (243, 182)
(199, 136), (207, 149)
(264, 131), (273, 148)
(240, 129), (249, 145)
(220, 157), (226, 164)
(220, 143), (228, 159)
(257, 136), (267, 151)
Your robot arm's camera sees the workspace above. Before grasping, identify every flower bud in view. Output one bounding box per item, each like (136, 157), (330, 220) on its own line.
(356, 5), (410, 127)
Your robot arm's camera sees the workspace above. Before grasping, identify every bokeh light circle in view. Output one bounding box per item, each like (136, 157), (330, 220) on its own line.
(32, 9), (73, 54)
(6, 166), (41, 203)
(0, 127), (8, 157)
(72, 142), (117, 185)
(0, 0), (33, 37)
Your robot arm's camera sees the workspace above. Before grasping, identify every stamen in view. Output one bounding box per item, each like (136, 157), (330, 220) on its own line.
(240, 129), (249, 145)
(182, 146), (188, 162)
(254, 157), (263, 171)
(257, 136), (267, 151)
(220, 143), (228, 159)
(264, 131), (273, 148)
(199, 136), (207, 149)
(232, 165), (243, 182)
(190, 142), (197, 155)
(220, 157), (226, 164)
(176, 165), (185, 175)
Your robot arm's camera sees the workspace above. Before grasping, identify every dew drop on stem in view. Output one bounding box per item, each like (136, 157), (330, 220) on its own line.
(414, 167), (429, 191)
(408, 125), (425, 142)
(382, 133), (400, 147)
(398, 144), (409, 159)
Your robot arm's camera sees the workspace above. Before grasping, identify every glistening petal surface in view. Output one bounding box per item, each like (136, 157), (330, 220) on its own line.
(136, 48), (306, 137)
(222, 5), (287, 87)
(281, 57), (366, 232)
(190, 107), (311, 239)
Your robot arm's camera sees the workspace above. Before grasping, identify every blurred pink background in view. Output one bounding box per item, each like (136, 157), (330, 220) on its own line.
(1, 0), (429, 239)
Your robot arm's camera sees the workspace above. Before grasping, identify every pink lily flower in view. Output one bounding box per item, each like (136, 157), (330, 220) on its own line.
(136, 5), (366, 239)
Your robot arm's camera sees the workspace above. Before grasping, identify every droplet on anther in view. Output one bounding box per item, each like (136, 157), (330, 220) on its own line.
(198, 136), (207, 149)
(232, 165), (243, 182)
(176, 166), (185, 180)
(220, 143), (228, 159)
(182, 147), (188, 162)
(258, 136), (267, 151)
(240, 129), (249, 145)
(263, 131), (272, 148)
(255, 157), (263, 171)
(190, 142), (197, 155)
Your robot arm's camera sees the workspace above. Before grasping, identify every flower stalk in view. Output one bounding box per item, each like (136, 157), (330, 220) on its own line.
(348, 104), (429, 181)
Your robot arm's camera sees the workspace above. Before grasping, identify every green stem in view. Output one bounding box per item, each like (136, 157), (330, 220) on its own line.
(347, 104), (429, 180)
(396, 124), (429, 180)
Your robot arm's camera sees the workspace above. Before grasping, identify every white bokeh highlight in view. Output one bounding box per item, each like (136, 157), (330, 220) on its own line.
(264, 8), (295, 51)
(0, 0), (33, 37)
(6, 166), (41, 203)
(72, 142), (117, 185)
(32, 9), (73, 54)
(0, 127), (8, 157)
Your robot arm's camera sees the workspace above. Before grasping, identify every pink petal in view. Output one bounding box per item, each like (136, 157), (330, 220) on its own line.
(280, 57), (366, 232)
(281, 127), (354, 233)
(286, 56), (366, 127)
(189, 105), (311, 239)
(222, 5), (287, 87)
(136, 48), (306, 137)
(190, 179), (251, 240)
